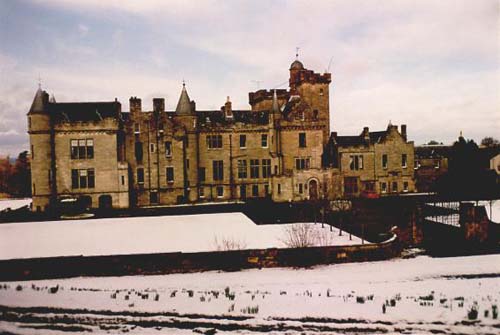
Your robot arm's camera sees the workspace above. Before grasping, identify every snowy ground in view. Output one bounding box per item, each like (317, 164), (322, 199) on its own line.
(0, 213), (366, 260)
(0, 198), (31, 211)
(0, 254), (498, 334)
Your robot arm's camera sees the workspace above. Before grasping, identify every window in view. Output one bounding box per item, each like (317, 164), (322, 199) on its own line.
(312, 110), (318, 121)
(261, 134), (268, 148)
(213, 160), (224, 181)
(137, 168), (144, 184)
(403, 182), (409, 192)
(186, 159), (190, 170)
(262, 159), (271, 178)
(71, 169), (95, 188)
(319, 88), (324, 96)
(264, 184), (269, 195)
(381, 182), (387, 193)
(239, 134), (246, 148)
(71, 139), (93, 159)
(166, 167), (174, 183)
(71, 169), (78, 188)
(250, 159), (260, 178)
(199, 187), (205, 198)
(216, 186), (224, 197)
(299, 133), (306, 148)
(252, 184), (259, 197)
(349, 155), (364, 170)
(207, 135), (223, 149)
(150, 143), (155, 153)
(150, 191), (158, 204)
(240, 185), (246, 198)
(402, 154), (407, 168)
(88, 169), (95, 188)
(199, 167), (206, 182)
(295, 157), (310, 170)
(237, 160), (247, 179)
(134, 123), (140, 134)
(31, 145), (34, 159)
(28, 117), (31, 128)
(382, 154), (388, 169)
(435, 160), (440, 169)
(277, 183), (281, 194)
(298, 183), (303, 194)
(135, 142), (143, 162)
(363, 182), (375, 191)
(121, 175), (125, 185)
(392, 181), (398, 193)
(415, 160), (420, 170)
(165, 141), (172, 157)
(344, 177), (359, 195)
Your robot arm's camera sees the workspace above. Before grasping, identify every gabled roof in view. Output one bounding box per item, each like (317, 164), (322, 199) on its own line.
(175, 84), (194, 115)
(49, 101), (121, 122)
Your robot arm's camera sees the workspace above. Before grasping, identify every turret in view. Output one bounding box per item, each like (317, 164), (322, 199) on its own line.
(175, 83), (195, 115)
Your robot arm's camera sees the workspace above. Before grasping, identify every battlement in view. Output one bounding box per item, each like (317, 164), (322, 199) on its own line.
(248, 89), (289, 106)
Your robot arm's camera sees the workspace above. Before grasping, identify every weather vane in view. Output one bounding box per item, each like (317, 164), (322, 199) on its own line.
(295, 47), (300, 60)
(37, 74), (42, 89)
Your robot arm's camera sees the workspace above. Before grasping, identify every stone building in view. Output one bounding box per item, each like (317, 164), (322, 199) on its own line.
(414, 145), (450, 192)
(27, 59), (415, 211)
(324, 125), (416, 197)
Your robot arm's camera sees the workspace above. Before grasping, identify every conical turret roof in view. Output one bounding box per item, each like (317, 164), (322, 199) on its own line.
(175, 83), (193, 115)
(28, 88), (48, 114)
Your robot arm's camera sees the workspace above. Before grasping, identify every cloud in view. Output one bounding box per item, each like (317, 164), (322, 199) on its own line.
(0, 0), (498, 156)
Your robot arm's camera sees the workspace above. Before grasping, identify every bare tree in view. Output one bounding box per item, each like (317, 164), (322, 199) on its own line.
(213, 236), (248, 251)
(281, 224), (335, 248)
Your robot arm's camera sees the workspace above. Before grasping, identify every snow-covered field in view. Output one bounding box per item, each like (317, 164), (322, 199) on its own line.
(0, 198), (31, 211)
(0, 254), (498, 334)
(0, 213), (366, 260)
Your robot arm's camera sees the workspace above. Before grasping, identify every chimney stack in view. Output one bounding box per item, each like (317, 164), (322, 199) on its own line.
(153, 98), (165, 113)
(129, 97), (142, 114)
(401, 124), (407, 141)
(362, 127), (370, 141)
(224, 96), (233, 119)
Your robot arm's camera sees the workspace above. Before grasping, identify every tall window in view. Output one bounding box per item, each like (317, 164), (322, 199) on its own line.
(403, 181), (409, 192)
(295, 157), (310, 170)
(261, 134), (268, 148)
(207, 135), (223, 149)
(299, 133), (306, 148)
(349, 155), (363, 170)
(237, 160), (247, 179)
(252, 184), (259, 197)
(213, 160), (224, 181)
(70, 139), (93, 159)
(135, 142), (143, 162)
(134, 123), (140, 134)
(298, 183), (303, 194)
(278, 183), (281, 194)
(71, 169), (95, 188)
(165, 141), (172, 157)
(402, 154), (407, 168)
(239, 134), (246, 148)
(250, 159), (260, 178)
(216, 186), (224, 197)
(199, 167), (206, 182)
(262, 159), (271, 178)
(344, 177), (358, 195)
(380, 182), (387, 193)
(137, 168), (144, 184)
(392, 181), (398, 193)
(150, 143), (155, 153)
(382, 154), (388, 169)
(166, 167), (174, 183)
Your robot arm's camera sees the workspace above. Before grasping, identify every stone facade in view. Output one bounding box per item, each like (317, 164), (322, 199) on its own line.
(325, 125), (416, 197)
(27, 59), (415, 211)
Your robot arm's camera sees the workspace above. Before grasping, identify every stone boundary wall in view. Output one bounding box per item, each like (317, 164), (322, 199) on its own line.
(0, 235), (399, 282)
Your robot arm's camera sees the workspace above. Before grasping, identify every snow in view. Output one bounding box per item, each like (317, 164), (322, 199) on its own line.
(0, 213), (366, 260)
(0, 254), (499, 334)
(0, 198), (31, 211)
(476, 200), (500, 223)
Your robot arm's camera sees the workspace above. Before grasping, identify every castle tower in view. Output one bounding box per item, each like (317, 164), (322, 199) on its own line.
(289, 59), (332, 145)
(27, 87), (54, 211)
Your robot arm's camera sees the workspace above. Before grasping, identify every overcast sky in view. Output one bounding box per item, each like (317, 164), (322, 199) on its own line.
(0, 0), (498, 156)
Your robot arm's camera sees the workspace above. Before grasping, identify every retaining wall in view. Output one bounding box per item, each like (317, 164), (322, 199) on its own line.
(0, 235), (400, 282)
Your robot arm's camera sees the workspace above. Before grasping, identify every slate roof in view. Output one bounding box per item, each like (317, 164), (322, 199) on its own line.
(175, 84), (194, 115)
(49, 101), (121, 122)
(197, 110), (269, 126)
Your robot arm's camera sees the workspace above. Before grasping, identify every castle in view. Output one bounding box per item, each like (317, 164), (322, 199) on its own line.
(28, 59), (415, 211)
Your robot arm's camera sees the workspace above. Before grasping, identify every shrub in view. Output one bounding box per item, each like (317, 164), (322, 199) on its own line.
(492, 305), (498, 319)
(16, 285), (23, 291)
(241, 305), (259, 314)
(356, 296), (365, 304)
(467, 304), (478, 320)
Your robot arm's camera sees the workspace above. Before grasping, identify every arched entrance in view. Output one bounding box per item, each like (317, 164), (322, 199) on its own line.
(98, 195), (112, 210)
(308, 179), (319, 200)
